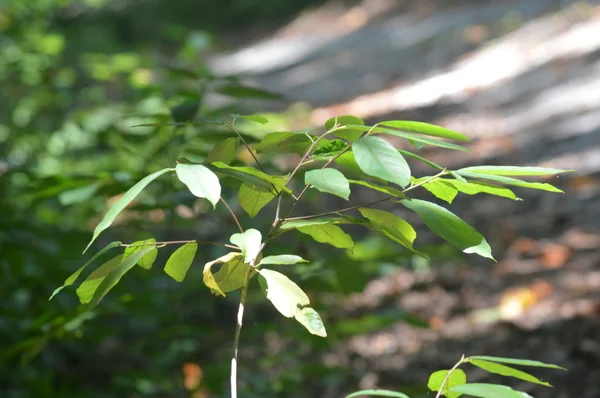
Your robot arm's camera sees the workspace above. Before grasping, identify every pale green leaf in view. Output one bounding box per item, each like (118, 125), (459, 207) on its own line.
(376, 127), (469, 152)
(204, 137), (240, 165)
(401, 199), (494, 259)
(258, 269), (309, 317)
(428, 369), (467, 398)
(468, 356), (566, 370)
(345, 390), (410, 398)
(448, 383), (527, 398)
(469, 359), (551, 386)
(164, 242), (198, 282)
(294, 307), (327, 337)
(296, 224), (354, 249)
(253, 132), (312, 154)
(444, 179), (518, 201)
(124, 238), (158, 269)
(259, 255), (308, 266)
(239, 115), (268, 125)
(176, 163), (221, 208)
(380, 121), (469, 142)
(87, 247), (155, 308)
(358, 208), (416, 250)
(203, 252), (248, 296)
(398, 150), (445, 170)
(420, 180), (459, 204)
(280, 217), (352, 230)
(456, 171), (563, 193)
(230, 228), (262, 264)
(305, 168), (351, 200)
(348, 180), (406, 197)
(353, 136), (411, 187)
(326, 115), (365, 142)
(50, 241), (122, 300)
(457, 166), (572, 176)
(84, 168), (171, 253)
(238, 184), (276, 217)
(76, 255), (124, 304)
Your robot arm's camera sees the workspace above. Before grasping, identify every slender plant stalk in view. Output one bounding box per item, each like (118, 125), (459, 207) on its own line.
(122, 240), (239, 250)
(434, 354), (465, 398)
(228, 118), (267, 173)
(220, 197), (244, 233)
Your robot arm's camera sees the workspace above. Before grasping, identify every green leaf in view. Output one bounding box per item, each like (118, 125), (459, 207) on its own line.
(294, 306), (327, 337)
(164, 242), (198, 282)
(239, 115), (268, 125)
(420, 180), (459, 204)
(428, 369), (467, 398)
(176, 163), (221, 208)
(456, 171), (563, 193)
(203, 252), (249, 296)
(444, 179), (518, 201)
(326, 115), (365, 142)
(87, 247), (155, 309)
(58, 184), (99, 206)
(305, 168), (351, 200)
(467, 356), (566, 370)
(280, 217), (353, 230)
(380, 121), (469, 142)
(448, 384), (528, 398)
(211, 161), (291, 194)
(468, 359), (551, 386)
(216, 82), (283, 100)
(352, 136), (411, 187)
(348, 180), (406, 197)
(50, 241), (122, 300)
(358, 208), (416, 251)
(312, 139), (349, 157)
(204, 137), (240, 165)
(76, 255), (124, 304)
(253, 131), (313, 154)
(376, 127), (469, 152)
(398, 150), (445, 170)
(401, 199), (494, 259)
(296, 223), (354, 249)
(258, 269), (309, 317)
(238, 184), (276, 217)
(457, 166), (572, 176)
(84, 168), (171, 253)
(230, 229), (262, 264)
(124, 239), (158, 269)
(171, 101), (200, 123)
(345, 390), (410, 398)
(259, 255), (308, 266)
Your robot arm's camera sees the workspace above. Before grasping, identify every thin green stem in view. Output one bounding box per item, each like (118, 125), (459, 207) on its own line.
(435, 355), (465, 398)
(220, 197), (244, 233)
(122, 240), (239, 250)
(228, 118), (267, 173)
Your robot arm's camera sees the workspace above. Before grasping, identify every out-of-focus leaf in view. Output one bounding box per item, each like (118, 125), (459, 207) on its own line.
(253, 131), (313, 154)
(216, 82), (283, 100)
(239, 115), (268, 125)
(467, 356), (566, 370)
(345, 390), (410, 398)
(326, 115), (365, 142)
(176, 163), (221, 208)
(349, 179), (405, 197)
(84, 168), (171, 253)
(171, 101), (200, 123)
(164, 242), (198, 282)
(457, 166), (572, 176)
(205, 137), (240, 165)
(375, 127), (469, 151)
(211, 161), (290, 194)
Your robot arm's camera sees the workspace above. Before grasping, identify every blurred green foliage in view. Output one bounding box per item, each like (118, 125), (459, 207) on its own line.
(0, 1), (433, 397)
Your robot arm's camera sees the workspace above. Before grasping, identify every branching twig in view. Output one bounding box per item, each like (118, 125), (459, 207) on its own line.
(220, 197), (244, 233)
